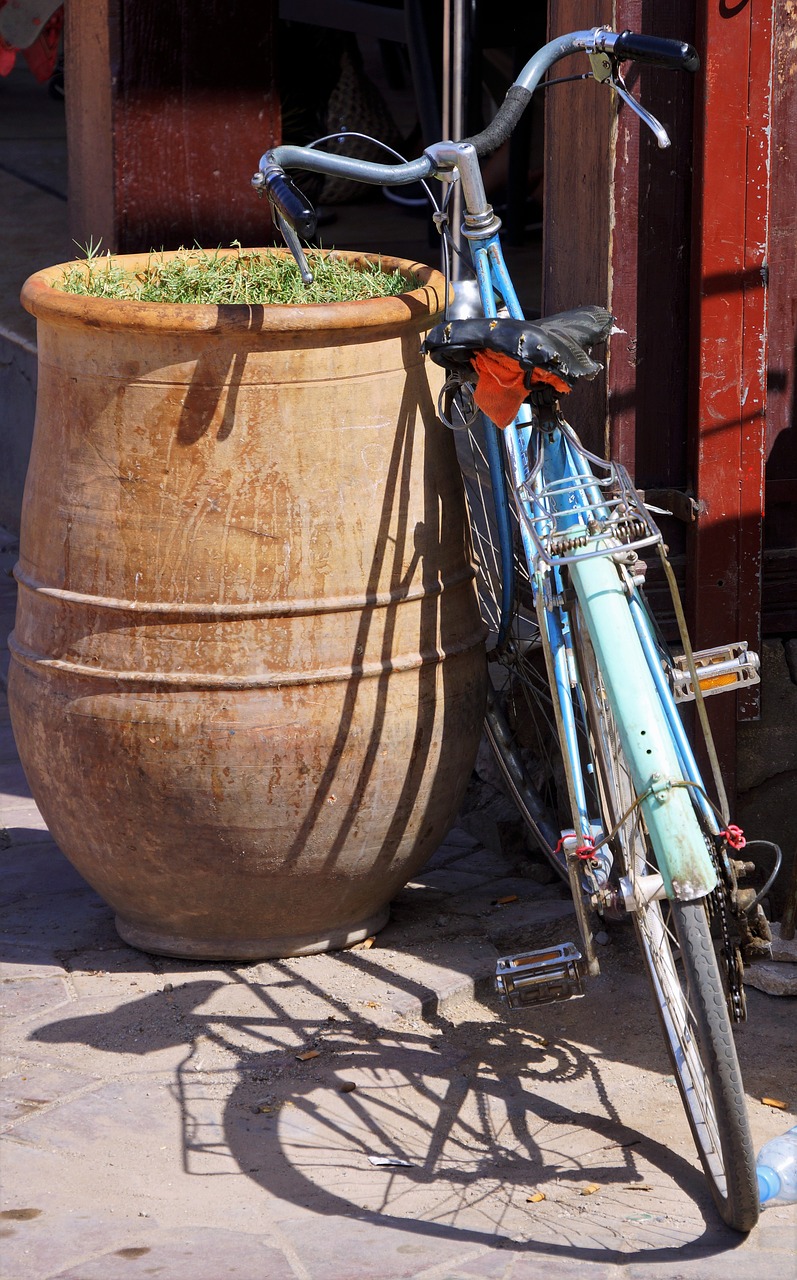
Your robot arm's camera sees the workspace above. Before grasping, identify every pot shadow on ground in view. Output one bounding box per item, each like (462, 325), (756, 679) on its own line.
(0, 771), (35, 800)
(28, 930), (756, 1267)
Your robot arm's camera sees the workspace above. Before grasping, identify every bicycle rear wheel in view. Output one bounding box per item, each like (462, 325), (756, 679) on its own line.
(454, 414), (568, 881)
(573, 611), (759, 1232)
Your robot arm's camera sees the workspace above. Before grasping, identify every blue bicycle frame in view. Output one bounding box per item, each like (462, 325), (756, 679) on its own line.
(468, 229), (719, 901)
(254, 23), (767, 1234)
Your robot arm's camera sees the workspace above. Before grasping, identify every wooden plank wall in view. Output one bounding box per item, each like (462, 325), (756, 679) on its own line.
(65, 0), (115, 250)
(66, 0), (280, 253)
(542, 1), (783, 793)
(543, 1), (695, 628)
(542, 0), (613, 458)
(688, 2), (773, 727)
(543, 2), (695, 480)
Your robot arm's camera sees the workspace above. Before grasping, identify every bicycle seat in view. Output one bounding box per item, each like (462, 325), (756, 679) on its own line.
(423, 306), (613, 428)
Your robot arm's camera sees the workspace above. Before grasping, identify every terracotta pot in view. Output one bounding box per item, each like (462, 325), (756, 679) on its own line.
(10, 250), (486, 959)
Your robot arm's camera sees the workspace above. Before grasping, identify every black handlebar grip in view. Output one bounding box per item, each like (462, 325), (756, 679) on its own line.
(263, 170), (318, 240)
(613, 31), (699, 72)
(461, 84), (534, 158)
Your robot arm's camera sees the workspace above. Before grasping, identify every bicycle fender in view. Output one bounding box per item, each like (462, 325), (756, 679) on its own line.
(569, 553), (717, 900)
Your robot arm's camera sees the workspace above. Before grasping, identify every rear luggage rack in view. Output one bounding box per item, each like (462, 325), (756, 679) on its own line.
(517, 459), (663, 567)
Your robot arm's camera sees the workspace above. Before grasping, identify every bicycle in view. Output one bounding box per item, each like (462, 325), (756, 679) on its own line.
(252, 26), (781, 1233)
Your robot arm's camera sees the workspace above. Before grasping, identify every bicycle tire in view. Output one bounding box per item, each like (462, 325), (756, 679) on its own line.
(573, 611), (759, 1232)
(453, 414), (569, 882)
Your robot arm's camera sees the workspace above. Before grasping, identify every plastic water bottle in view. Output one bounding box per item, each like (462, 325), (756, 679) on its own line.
(756, 1126), (797, 1207)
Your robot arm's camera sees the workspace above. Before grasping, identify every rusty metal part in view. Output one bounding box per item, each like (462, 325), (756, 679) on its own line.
(706, 836), (747, 1022)
(737, 903), (773, 963)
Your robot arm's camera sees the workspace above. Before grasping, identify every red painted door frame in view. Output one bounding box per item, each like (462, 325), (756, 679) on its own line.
(543, 2), (776, 797)
(688, 0), (774, 779)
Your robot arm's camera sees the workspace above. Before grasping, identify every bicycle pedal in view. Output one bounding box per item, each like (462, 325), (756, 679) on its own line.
(667, 642), (760, 702)
(495, 942), (586, 1009)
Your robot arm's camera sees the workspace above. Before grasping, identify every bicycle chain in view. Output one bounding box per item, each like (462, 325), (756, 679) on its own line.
(705, 838), (747, 1023)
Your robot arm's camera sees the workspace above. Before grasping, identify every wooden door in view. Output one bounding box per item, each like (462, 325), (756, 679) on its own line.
(543, 0), (795, 792)
(66, 0), (280, 253)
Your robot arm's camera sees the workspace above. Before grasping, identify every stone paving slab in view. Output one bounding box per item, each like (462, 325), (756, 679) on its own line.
(1, 885), (124, 953)
(0, 1061), (100, 1128)
(2, 842), (91, 902)
(0, 757), (30, 795)
(0, 811), (53, 844)
(2, 561), (796, 1278)
(270, 1214), (513, 1280)
(1, 1216), (298, 1280)
(0, 973), (73, 1024)
(1, 832), (795, 1280)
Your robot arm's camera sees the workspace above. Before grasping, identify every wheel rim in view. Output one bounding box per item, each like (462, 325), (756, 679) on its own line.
(635, 898), (727, 1193)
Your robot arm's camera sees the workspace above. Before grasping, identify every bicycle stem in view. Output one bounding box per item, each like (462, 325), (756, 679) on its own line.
(422, 141), (497, 235)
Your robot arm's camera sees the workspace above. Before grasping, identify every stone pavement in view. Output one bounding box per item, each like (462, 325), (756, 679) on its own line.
(2, 528), (796, 1280)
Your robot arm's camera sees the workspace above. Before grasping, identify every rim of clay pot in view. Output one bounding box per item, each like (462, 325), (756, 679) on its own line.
(21, 248), (450, 336)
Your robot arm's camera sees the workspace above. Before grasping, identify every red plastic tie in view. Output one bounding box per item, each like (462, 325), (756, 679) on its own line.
(556, 833), (598, 862)
(724, 824), (746, 851)
(575, 836), (597, 861)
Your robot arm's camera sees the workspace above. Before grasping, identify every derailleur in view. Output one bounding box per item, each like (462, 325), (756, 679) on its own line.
(709, 830), (778, 1022)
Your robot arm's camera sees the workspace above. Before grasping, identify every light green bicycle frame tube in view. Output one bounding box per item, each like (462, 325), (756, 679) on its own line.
(569, 554), (717, 900)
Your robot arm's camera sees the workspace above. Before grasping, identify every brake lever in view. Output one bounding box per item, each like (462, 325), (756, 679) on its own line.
(587, 46), (671, 149)
(273, 208), (314, 284)
(611, 69), (671, 149)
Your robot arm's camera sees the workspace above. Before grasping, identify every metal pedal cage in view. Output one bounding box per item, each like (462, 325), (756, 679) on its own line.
(495, 942), (586, 1008)
(667, 642), (761, 703)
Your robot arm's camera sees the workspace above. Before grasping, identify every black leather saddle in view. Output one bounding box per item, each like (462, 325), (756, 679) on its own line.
(423, 305), (614, 392)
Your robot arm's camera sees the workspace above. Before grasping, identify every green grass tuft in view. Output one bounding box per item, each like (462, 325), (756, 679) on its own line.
(55, 244), (417, 305)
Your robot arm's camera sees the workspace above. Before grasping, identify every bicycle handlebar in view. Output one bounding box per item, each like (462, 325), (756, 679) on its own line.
(461, 84), (534, 159)
(464, 28), (699, 157)
(253, 26), (699, 238)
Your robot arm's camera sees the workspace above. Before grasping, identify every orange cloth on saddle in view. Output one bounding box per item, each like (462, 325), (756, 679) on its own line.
(472, 349), (570, 428)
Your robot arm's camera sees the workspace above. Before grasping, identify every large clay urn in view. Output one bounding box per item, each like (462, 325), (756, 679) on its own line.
(9, 250), (486, 959)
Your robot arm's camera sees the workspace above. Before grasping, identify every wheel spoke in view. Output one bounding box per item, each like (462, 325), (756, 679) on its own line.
(457, 421), (568, 878)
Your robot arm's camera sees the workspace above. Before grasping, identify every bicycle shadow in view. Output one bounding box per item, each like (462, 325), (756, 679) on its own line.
(28, 936), (754, 1265)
